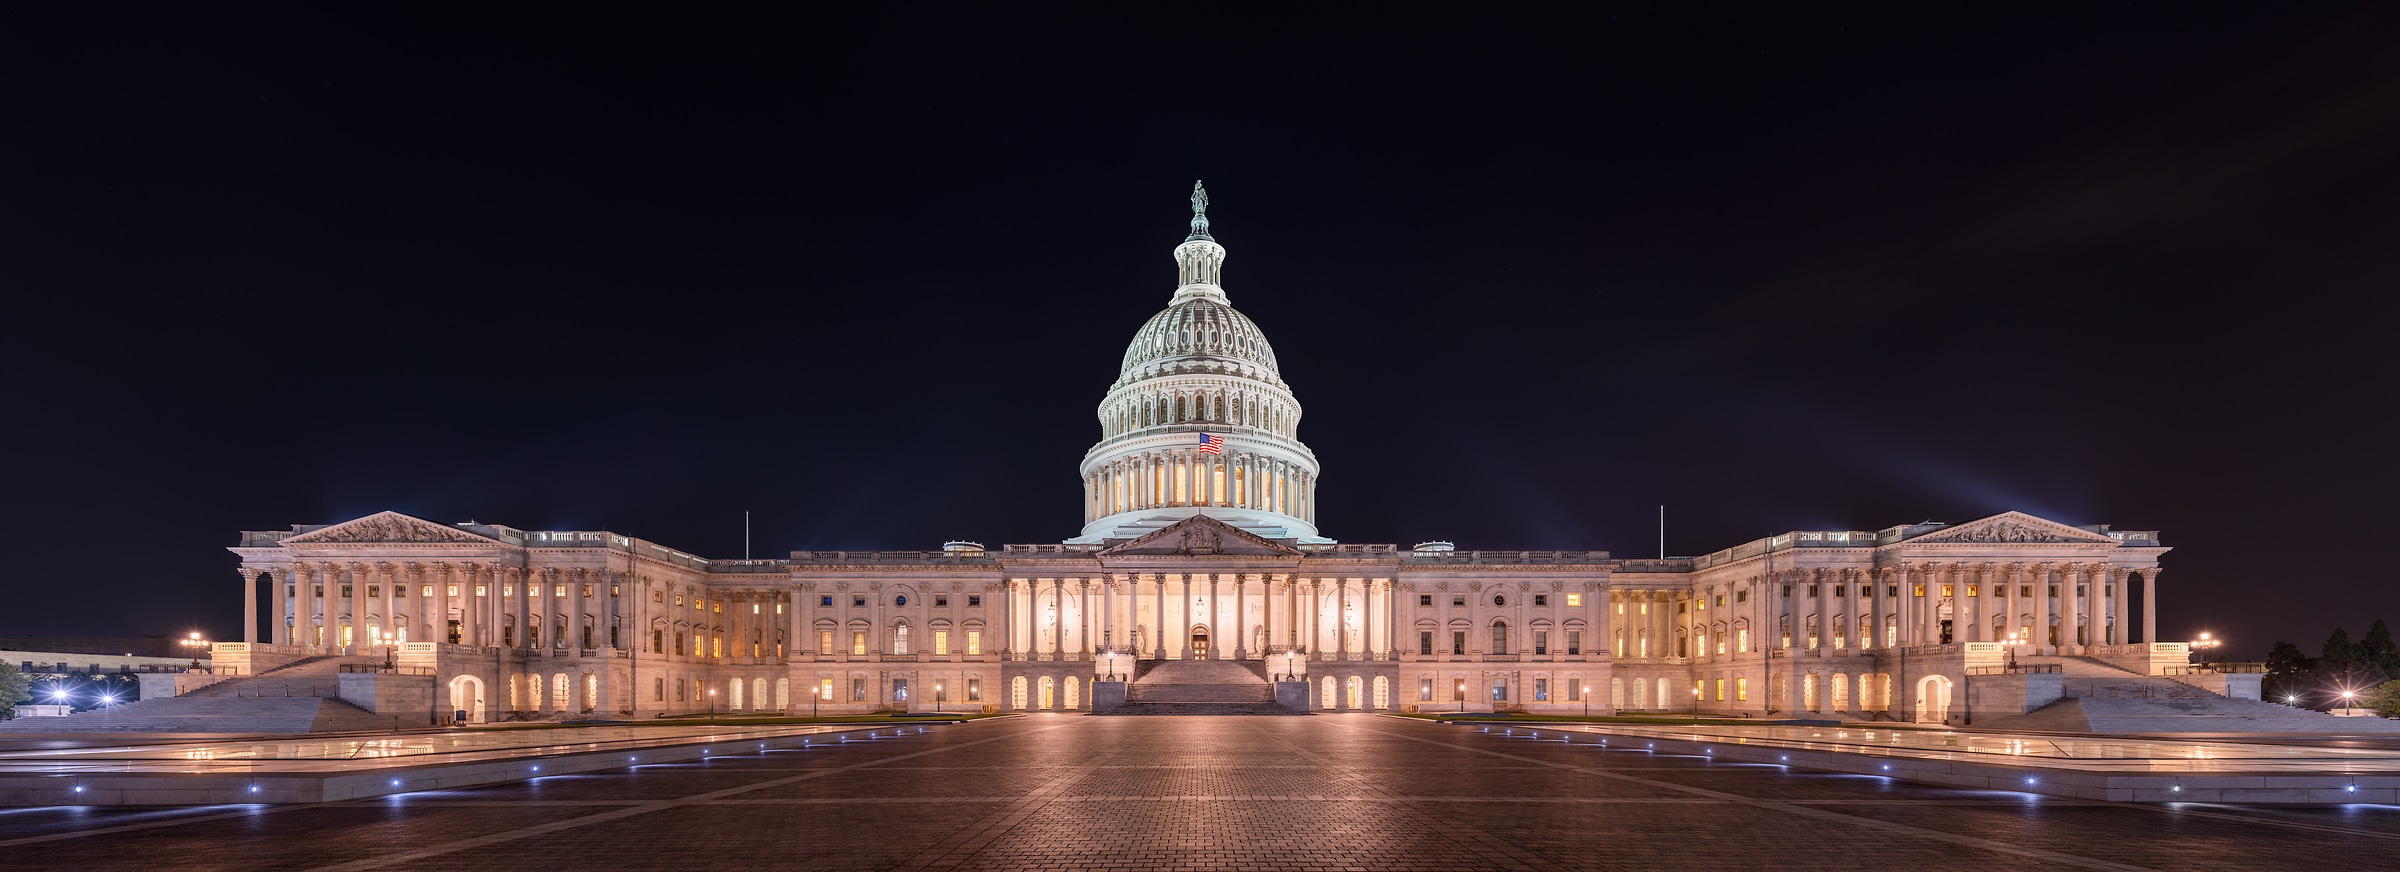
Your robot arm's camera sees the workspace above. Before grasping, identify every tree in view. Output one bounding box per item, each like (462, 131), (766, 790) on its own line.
(0, 663), (29, 719)
(2262, 640), (2314, 704)
(2362, 620), (2399, 681)
(2366, 679), (2400, 720)
(2321, 627), (2361, 683)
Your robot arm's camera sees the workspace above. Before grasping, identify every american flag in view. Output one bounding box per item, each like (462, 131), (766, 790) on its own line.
(1197, 433), (1224, 454)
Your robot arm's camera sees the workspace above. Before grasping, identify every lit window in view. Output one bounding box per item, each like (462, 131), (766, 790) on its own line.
(819, 678), (834, 701)
(967, 631), (981, 655)
(1565, 593), (1580, 607)
(1715, 679), (1725, 701)
(553, 585), (565, 597)
(818, 630), (833, 652)
(1419, 678), (1433, 701)
(752, 603), (760, 614)
(967, 678), (982, 701)
(1737, 677), (1748, 701)
(934, 631), (949, 655)
(851, 632), (867, 655)
(851, 678), (866, 701)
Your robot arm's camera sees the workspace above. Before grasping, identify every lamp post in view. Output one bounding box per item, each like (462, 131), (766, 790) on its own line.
(707, 688), (716, 720)
(812, 683), (820, 719)
(181, 631), (211, 672)
(1691, 684), (1701, 723)
(936, 679), (945, 714)
(2191, 632), (2220, 668)
(2003, 631), (2020, 669)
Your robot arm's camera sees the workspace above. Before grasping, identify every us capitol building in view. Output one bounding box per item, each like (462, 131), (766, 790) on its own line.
(219, 184), (2173, 723)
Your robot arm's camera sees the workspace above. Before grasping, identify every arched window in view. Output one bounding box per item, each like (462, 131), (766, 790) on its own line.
(1491, 621), (1510, 656)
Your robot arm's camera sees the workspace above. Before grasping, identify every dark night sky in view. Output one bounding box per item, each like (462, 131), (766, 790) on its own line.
(3, 7), (2396, 657)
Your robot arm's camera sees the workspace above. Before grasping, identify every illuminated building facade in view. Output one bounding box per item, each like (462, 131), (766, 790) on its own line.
(221, 185), (2171, 722)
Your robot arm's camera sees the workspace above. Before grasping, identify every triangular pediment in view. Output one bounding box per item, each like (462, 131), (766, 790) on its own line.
(283, 511), (503, 545)
(1100, 515), (1302, 557)
(1905, 512), (2115, 545)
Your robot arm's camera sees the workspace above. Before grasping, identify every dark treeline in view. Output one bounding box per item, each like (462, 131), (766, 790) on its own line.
(2262, 620), (2398, 711)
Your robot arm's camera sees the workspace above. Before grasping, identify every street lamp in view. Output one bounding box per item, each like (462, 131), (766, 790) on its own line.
(1691, 684), (1701, 723)
(936, 680), (945, 714)
(2191, 632), (2220, 668)
(2003, 630), (2021, 669)
(707, 688), (716, 720)
(812, 683), (821, 719)
(181, 631), (211, 672)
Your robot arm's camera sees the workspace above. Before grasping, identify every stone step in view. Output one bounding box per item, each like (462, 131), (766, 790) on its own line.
(1094, 701), (1301, 716)
(1126, 683), (1276, 703)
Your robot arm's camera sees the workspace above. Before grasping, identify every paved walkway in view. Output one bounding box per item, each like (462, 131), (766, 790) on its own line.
(3, 715), (2397, 871)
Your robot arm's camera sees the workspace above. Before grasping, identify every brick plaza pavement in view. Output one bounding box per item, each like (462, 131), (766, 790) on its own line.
(2, 715), (2396, 871)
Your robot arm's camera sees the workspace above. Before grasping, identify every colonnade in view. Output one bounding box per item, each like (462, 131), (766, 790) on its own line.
(1085, 450), (1314, 524)
(240, 561), (662, 654)
(997, 574), (1390, 662)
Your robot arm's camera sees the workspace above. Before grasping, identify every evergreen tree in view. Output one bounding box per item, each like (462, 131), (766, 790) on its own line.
(2262, 640), (2314, 704)
(2322, 627), (2364, 689)
(0, 663), (29, 719)
(2361, 619), (2398, 680)
(2367, 679), (2400, 720)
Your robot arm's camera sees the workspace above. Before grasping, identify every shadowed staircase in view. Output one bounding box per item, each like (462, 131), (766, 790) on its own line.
(1103, 659), (1297, 715)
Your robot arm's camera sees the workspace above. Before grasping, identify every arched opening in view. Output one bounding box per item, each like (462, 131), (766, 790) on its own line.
(1190, 625), (1210, 659)
(1373, 676), (1390, 710)
(1320, 675), (1336, 709)
(730, 677), (744, 710)
(1491, 620), (1510, 656)
(1065, 676), (1080, 710)
(1915, 675), (1953, 723)
(583, 673), (597, 713)
(552, 673), (570, 714)
(1010, 676), (1028, 710)
(1803, 673), (1819, 712)
(1039, 676), (1056, 710)
(448, 675), (485, 724)
(1346, 676), (1362, 710)
(752, 678), (768, 711)
(776, 678), (790, 711)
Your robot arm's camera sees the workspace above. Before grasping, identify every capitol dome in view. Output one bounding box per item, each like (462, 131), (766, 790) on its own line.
(1117, 297), (1283, 385)
(1071, 182), (1327, 544)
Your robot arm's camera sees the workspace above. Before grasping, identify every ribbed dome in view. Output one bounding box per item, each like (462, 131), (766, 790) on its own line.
(1118, 298), (1280, 379)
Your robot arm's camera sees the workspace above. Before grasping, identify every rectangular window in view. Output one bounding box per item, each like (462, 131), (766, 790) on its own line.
(967, 678), (982, 701)
(446, 584), (460, 597)
(1716, 594), (1726, 607)
(314, 584), (324, 598)
(1534, 631), (1549, 655)
(1419, 678), (1433, 701)
(1806, 584), (1818, 597)
(1451, 631), (1466, 656)
(2077, 585), (2086, 597)
(852, 595), (866, 608)
(1737, 628), (1750, 652)
(968, 595), (982, 607)
(1452, 595), (1466, 607)
(1533, 594), (1548, 607)
(1737, 677), (1748, 701)
(1678, 601), (1688, 614)
(344, 585), (356, 598)
(819, 678), (834, 702)
(673, 595), (681, 607)
(1567, 631), (1580, 655)
(817, 630), (833, 653)
(1534, 679), (1548, 701)
(653, 629), (664, 652)
(2049, 585), (2060, 598)
(1419, 631), (1433, 656)
(851, 678), (866, 701)
(752, 603), (761, 614)
(1491, 680), (1508, 702)
(967, 631), (982, 655)
(850, 632), (867, 655)
(1566, 593), (1581, 607)
(934, 631), (950, 656)
(676, 679), (686, 702)
(1454, 678), (1467, 701)
(1715, 678), (1726, 701)
(1736, 590), (1748, 603)
(1781, 585), (1792, 597)
(2019, 585), (2032, 598)
(1941, 585), (1954, 597)
(934, 595), (948, 607)
(418, 584), (431, 597)
(612, 585), (621, 597)
(1419, 594), (1433, 607)
(654, 677), (664, 701)
(713, 601), (722, 614)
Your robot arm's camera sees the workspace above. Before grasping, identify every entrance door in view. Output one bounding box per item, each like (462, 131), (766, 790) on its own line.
(1190, 627), (1210, 658)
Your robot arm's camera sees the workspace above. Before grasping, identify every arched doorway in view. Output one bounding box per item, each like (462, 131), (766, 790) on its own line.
(1915, 675), (1953, 723)
(448, 675), (485, 724)
(1039, 676), (1055, 710)
(1189, 625), (1210, 659)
